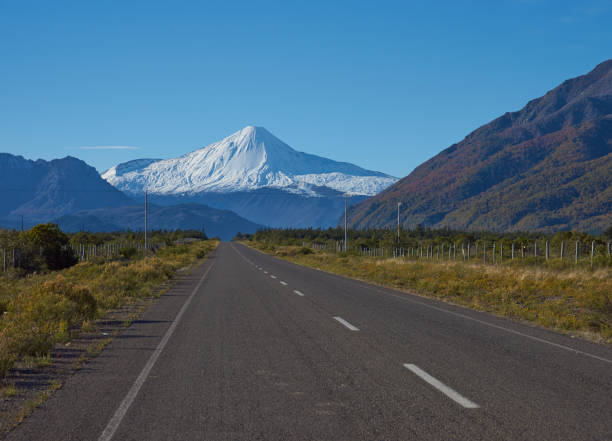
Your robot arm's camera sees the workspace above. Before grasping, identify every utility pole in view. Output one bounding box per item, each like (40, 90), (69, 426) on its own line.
(144, 190), (148, 257)
(344, 194), (348, 252)
(397, 202), (401, 244)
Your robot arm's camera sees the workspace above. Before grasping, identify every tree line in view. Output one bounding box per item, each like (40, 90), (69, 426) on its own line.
(235, 225), (612, 250)
(0, 224), (209, 276)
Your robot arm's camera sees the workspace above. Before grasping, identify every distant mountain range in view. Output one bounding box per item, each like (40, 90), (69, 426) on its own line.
(102, 126), (397, 227)
(56, 204), (264, 241)
(0, 154), (263, 239)
(348, 59), (612, 233)
(0, 155), (133, 223)
(4, 60), (609, 236)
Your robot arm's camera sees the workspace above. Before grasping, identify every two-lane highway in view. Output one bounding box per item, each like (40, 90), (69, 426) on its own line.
(7, 242), (612, 440)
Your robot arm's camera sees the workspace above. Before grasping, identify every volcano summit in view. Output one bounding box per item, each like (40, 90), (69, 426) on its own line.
(103, 126), (397, 227)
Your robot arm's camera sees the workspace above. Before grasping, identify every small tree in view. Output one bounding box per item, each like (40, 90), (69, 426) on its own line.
(26, 223), (78, 271)
(605, 225), (612, 240)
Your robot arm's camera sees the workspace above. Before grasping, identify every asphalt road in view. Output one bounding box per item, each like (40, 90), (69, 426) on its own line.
(7, 242), (612, 440)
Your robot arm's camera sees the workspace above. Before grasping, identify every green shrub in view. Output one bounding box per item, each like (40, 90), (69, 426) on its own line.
(0, 329), (16, 377)
(26, 223), (78, 271)
(1, 275), (97, 358)
(119, 247), (138, 259)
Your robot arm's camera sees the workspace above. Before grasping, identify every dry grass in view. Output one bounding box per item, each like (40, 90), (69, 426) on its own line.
(0, 240), (218, 377)
(0, 384), (16, 398)
(249, 242), (612, 344)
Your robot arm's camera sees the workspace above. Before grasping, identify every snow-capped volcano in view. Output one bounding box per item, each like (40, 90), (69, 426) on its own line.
(102, 126), (397, 196)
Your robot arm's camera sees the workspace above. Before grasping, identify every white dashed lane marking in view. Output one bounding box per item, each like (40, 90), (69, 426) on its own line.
(404, 364), (479, 409)
(333, 316), (359, 331)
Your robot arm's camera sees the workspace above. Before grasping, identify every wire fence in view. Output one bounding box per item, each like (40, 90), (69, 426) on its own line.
(302, 239), (612, 268)
(0, 241), (165, 273)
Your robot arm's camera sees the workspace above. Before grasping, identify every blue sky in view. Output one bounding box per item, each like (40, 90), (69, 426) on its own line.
(1, 0), (610, 177)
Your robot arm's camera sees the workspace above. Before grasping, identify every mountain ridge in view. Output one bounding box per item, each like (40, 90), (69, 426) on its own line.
(103, 126), (397, 196)
(348, 59), (612, 233)
(102, 126), (397, 228)
(0, 154), (134, 222)
(55, 203), (264, 241)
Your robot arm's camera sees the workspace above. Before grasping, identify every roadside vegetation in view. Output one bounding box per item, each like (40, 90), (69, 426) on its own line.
(0, 225), (218, 378)
(238, 226), (612, 343)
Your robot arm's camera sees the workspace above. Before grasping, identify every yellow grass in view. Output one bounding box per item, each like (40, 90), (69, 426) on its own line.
(249, 242), (612, 344)
(0, 240), (218, 377)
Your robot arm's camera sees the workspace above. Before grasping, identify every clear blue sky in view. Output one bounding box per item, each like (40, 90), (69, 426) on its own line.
(1, 0), (610, 177)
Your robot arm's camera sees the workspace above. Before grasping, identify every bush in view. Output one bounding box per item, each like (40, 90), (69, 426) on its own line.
(119, 247), (138, 259)
(0, 275), (97, 369)
(25, 223), (78, 271)
(42, 276), (97, 323)
(0, 330), (16, 377)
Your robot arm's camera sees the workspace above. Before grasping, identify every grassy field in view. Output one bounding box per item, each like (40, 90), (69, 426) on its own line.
(0, 240), (218, 377)
(246, 241), (612, 344)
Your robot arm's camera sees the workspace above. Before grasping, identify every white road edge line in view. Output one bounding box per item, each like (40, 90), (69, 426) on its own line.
(293, 290), (305, 297)
(98, 261), (216, 441)
(232, 242), (612, 365)
(280, 281), (288, 286)
(270, 275), (277, 279)
(385, 292), (612, 365)
(333, 316), (359, 331)
(263, 271), (268, 274)
(404, 364), (479, 409)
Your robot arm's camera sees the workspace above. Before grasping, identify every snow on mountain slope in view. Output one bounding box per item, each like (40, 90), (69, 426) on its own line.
(102, 126), (397, 196)
(112, 158), (162, 176)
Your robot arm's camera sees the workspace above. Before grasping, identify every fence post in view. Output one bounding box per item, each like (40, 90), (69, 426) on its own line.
(591, 241), (595, 268)
(575, 241), (579, 264)
(534, 241), (538, 258)
(560, 241), (564, 260)
(500, 243), (503, 264)
(511, 242), (515, 260)
(483, 242), (487, 264)
(493, 242), (496, 264)
(467, 243), (470, 261)
(545, 241), (549, 261)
